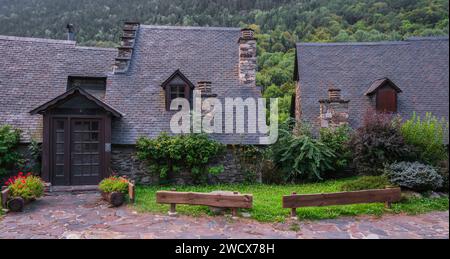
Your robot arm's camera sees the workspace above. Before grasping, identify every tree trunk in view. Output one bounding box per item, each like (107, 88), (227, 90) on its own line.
(8, 197), (25, 212)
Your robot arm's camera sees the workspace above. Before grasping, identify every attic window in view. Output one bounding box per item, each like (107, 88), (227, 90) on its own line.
(161, 70), (195, 110)
(365, 78), (402, 113)
(67, 76), (107, 99)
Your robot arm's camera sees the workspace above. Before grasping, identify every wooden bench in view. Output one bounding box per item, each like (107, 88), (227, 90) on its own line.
(283, 187), (402, 219)
(156, 190), (253, 217)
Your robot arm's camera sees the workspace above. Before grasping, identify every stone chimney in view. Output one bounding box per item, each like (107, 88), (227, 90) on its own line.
(319, 88), (350, 129)
(238, 28), (257, 87)
(114, 21), (140, 74)
(198, 81), (217, 97)
(66, 24), (75, 41)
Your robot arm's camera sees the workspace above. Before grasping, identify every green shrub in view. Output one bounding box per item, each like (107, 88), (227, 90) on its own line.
(437, 159), (449, 192)
(401, 113), (448, 165)
(320, 126), (352, 171)
(0, 125), (22, 177)
(136, 133), (225, 184)
(385, 161), (443, 192)
(6, 172), (44, 200)
(271, 121), (335, 181)
(340, 176), (391, 192)
(348, 111), (416, 175)
(98, 176), (129, 194)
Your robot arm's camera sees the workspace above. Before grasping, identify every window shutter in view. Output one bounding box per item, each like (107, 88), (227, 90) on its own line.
(376, 87), (397, 113)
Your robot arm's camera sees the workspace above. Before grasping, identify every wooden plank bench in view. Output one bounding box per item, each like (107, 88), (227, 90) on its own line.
(156, 190), (253, 217)
(283, 187), (402, 219)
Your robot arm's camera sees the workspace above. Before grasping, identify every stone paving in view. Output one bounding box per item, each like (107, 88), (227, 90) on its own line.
(0, 192), (448, 239)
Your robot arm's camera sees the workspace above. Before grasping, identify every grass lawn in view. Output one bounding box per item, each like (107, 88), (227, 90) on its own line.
(134, 178), (449, 222)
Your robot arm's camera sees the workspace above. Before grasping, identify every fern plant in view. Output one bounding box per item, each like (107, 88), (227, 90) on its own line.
(272, 122), (335, 181)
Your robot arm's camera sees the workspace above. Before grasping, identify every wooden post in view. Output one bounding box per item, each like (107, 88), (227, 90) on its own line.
(128, 180), (135, 203)
(231, 192), (239, 219)
(290, 192), (298, 220)
(385, 201), (392, 209)
(168, 188), (177, 217)
(1, 187), (9, 210)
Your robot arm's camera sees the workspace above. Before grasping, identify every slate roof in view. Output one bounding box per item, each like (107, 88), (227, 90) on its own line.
(295, 37), (449, 130)
(0, 25), (263, 145)
(106, 25), (262, 145)
(0, 35), (117, 142)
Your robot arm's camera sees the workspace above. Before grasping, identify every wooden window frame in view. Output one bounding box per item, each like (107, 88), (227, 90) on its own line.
(165, 83), (191, 110)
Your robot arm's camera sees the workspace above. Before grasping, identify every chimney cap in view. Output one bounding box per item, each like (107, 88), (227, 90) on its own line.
(239, 28), (255, 41)
(124, 21), (140, 25)
(66, 24), (74, 32)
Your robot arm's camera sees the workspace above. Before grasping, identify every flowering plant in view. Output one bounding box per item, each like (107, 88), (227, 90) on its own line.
(5, 172), (44, 200)
(98, 176), (129, 194)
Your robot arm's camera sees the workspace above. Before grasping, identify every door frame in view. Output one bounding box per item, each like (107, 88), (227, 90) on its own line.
(42, 114), (112, 186)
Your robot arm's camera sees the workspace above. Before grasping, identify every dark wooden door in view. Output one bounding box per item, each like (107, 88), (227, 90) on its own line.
(70, 119), (103, 185)
(52, 119), (70, 185)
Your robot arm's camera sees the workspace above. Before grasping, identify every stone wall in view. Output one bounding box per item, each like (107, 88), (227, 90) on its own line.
(111, 145), (246, 185)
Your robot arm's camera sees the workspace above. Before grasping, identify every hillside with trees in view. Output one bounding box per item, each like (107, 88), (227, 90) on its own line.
(1, 0), (448, 120)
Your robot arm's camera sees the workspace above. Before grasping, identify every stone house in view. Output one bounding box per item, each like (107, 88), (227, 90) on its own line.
(0, 22), (263, 186)
(293, 37), (449, 132)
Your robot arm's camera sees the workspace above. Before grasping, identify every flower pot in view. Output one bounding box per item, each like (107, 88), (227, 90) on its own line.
(7, 197), (36, 212)
(101, 191), (125, 207)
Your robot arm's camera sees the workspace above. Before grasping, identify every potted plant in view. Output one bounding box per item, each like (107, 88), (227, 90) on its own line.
(99, 176), (129, 207)
(3, 172), (44, 212)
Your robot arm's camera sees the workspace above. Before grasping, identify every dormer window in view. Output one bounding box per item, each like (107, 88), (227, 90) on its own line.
(161, 70), (195, 110)
(67, 76), (107, 99)
(365, 78), (402, 113)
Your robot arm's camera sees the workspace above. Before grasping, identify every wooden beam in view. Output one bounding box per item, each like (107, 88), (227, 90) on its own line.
(283, 188), (401, 209)
(156, 191), (253, 209)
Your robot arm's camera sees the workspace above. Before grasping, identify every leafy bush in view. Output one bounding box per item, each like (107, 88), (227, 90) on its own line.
(401, 113), (448, 165)
(340, 176), (391, 192)
(0, 125), (22, 177)
(385, 161), (443, 192)
(272, 122), (335, 181)
(437, 159), (449, 192)
(5, 172), (44, 200)
(320, 126), (352, 171)
(137, 133), (225, 184)
(99, 176), (129, 194)
(348, 111), (416, 175)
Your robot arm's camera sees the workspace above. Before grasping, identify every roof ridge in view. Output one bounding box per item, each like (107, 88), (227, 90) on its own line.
(76, 46), (117, 52)
(140, 24), (240, 31)
(0, 35), (75, 45)
(297, 36), (449, 47)
(406, 36), (449, 41)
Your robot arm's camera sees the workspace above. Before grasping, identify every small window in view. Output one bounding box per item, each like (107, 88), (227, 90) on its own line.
(67, 76), (106, 99)
(165, 84), (190, 110)
(376, 87), (397, 113)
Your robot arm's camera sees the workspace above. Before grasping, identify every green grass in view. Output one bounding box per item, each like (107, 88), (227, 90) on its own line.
(134, 178), (449, 222)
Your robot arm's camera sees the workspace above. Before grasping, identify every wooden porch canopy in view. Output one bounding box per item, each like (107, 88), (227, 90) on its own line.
(30, 86), (123, 117)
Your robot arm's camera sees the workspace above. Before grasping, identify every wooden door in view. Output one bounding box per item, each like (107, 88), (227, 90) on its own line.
(70, 119), (103, 185)
(52, 119), (70, 185)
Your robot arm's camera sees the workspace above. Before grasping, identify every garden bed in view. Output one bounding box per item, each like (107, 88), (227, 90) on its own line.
(134, 177), (449, 222)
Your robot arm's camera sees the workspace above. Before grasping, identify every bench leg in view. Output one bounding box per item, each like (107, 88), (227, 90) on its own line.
(385, 202), (392, 209)
(231, 208), (238, 219)
(291, 208), (298, 220)
(168, 203), (177, 217)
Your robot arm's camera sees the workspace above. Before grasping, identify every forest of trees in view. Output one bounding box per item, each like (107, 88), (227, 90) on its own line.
(1, 0), (448, 120)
